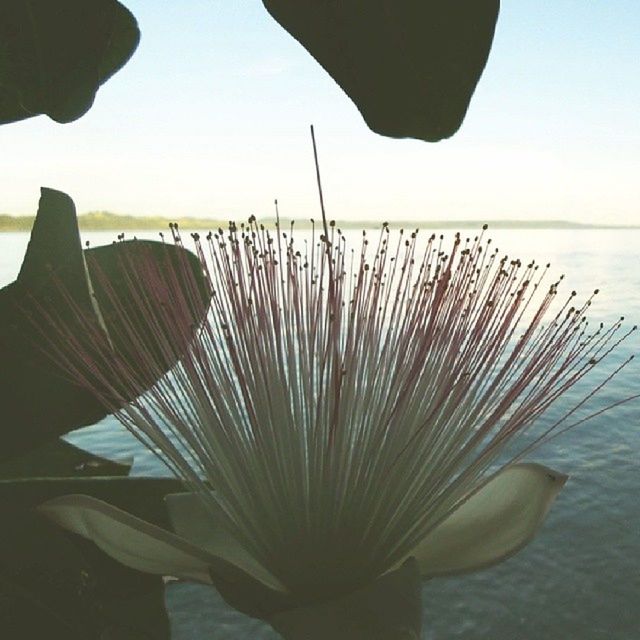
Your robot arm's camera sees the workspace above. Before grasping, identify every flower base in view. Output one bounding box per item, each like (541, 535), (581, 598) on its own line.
(268, 558), (422, 640)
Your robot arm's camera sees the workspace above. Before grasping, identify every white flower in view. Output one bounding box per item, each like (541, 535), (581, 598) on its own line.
(37, 220), (635, 639)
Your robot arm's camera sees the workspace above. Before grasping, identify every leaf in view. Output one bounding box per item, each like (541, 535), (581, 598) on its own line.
(84, 236), (213, 391)
(263, 0), (500, 141)
(0, 188), (210, 461)
(0, 438), (132, 479)
(0, 477), (184, 527)
(0, 0), (140, 125)
(15, 189), (89, 302)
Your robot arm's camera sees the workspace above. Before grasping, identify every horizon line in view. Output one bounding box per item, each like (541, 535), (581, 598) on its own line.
(1, 211), (638, 232)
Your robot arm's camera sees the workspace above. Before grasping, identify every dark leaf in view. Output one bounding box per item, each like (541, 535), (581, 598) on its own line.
(263, 0), (500, 141)
(0, 188), (209, 461)
(0, 0), (139, 125)
(0, 476), (184, 527)
(0, 438), (132, 479)
(85, 237), (212, 392)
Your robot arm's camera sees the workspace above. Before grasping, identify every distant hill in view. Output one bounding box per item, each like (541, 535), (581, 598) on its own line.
(0, 211), (227, 232)
(1, 211), (638, 232)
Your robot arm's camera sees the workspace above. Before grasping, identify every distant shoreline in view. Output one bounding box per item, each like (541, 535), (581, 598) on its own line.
(1, 211), (638, 232)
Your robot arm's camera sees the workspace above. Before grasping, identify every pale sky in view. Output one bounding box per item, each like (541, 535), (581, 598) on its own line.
(1, 1), (639, 224)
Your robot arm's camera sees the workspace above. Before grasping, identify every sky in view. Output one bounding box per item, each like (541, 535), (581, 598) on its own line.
(1, 0), (639, 224)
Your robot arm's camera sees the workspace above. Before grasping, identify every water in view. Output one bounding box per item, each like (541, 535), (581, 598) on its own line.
(1, 228), (639, 639)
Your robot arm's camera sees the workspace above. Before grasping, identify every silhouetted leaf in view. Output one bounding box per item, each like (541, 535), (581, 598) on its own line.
(0, 188), (209, 461)
(0, 477), (183, 526)
(0, 0), (139, 125)
(263, 0), (500, 141)
(0, 439), (132, 479)
(84, 236), (212, 394)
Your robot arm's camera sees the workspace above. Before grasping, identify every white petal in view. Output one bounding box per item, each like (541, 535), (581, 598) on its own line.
(37, 494), (294, 620)
(412, 463), (568, 578)
(37, 494), (216, 582)
(269, 558), (422, 640)
(165, 491), (285, 591)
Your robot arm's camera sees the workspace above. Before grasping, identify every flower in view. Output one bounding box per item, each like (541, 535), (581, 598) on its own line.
(36, 218), (635, 639)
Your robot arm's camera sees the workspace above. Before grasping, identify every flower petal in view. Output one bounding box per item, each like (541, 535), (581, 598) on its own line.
(412, 463), (568, 578)
(269, 558), (422, 640)
(165, 491), (285, 591)
(37, 494), (295, 620)
(37, 494), (219, 583)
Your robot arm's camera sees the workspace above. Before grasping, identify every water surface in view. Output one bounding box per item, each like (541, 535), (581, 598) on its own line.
(1, 228), (639, 639)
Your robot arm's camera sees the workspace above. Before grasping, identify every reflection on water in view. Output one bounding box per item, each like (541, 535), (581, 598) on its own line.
(1, 228), (639, 639)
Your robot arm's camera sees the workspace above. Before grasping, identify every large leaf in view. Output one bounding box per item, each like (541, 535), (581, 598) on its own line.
(0, 438), (132, 479)
(263, 0), (500, 141)
(0, 476), (183, 526)
(0, 188), (209, 461)
(0, 0), (139, 125)
(0, 475), (183, 640)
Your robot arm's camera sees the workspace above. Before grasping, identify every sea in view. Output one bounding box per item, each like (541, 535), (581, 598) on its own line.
(1, 227), (639, 640)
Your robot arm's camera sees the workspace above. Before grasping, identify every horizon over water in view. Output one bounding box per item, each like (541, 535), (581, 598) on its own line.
(1, 227), (639, 639)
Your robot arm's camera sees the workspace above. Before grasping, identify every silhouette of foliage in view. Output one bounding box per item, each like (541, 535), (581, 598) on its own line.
(0, 189), (209, 461)
(263, 0), (500, 141)
(0, 0), (139, 124)
(0, 438), (132, 479)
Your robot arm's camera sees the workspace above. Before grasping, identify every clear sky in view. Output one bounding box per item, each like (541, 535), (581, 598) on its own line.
(1, 1), (639, 224)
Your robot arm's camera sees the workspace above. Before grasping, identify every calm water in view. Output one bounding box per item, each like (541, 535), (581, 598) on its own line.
(2, 228), (639, 639)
